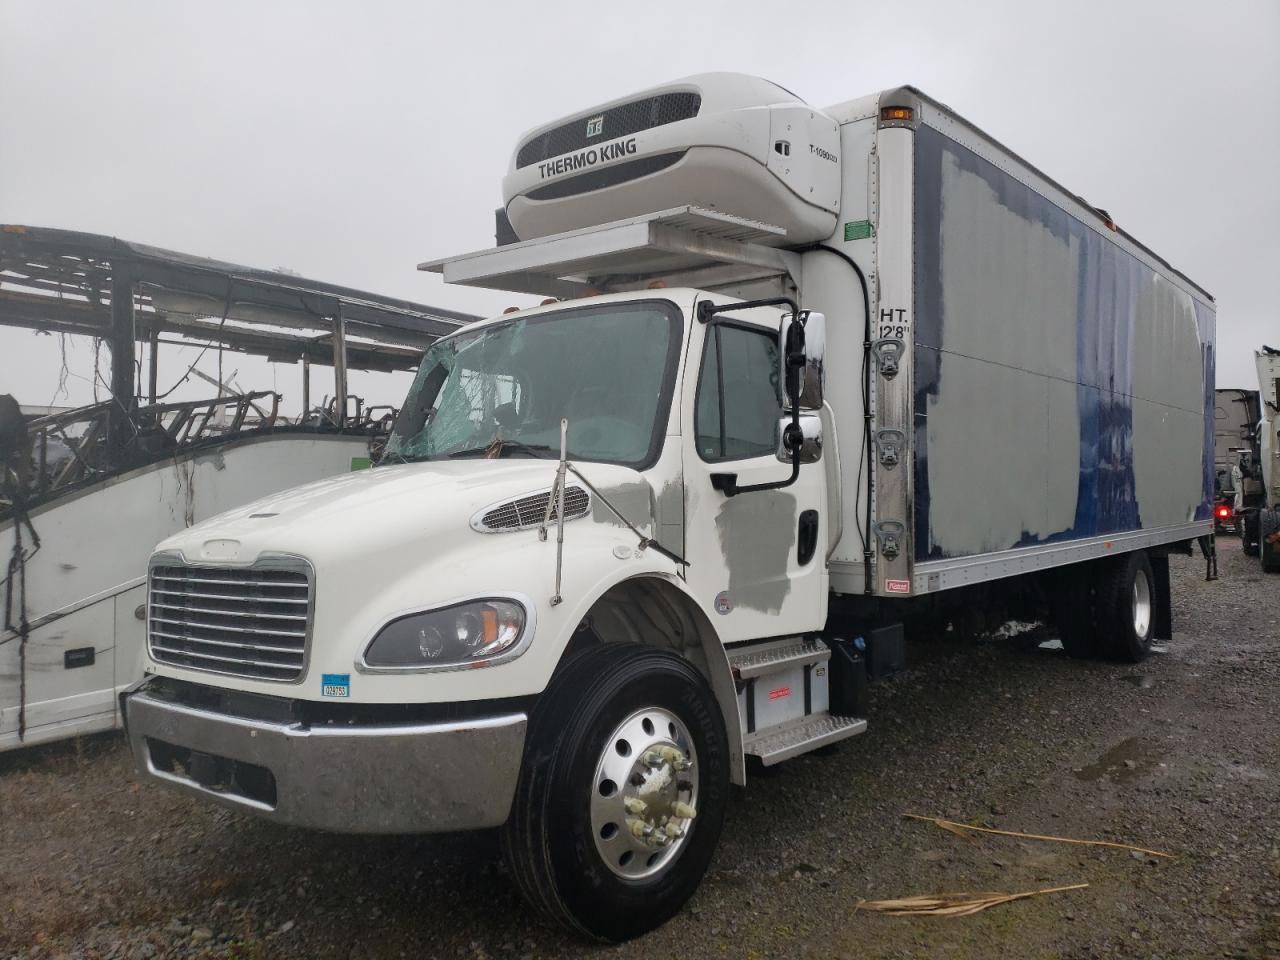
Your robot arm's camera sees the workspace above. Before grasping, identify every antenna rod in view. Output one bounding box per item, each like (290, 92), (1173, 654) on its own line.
(550, 418), (568, 606)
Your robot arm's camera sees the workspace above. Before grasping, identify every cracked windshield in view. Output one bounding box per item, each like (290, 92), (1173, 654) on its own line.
(385, 301), (679, 466)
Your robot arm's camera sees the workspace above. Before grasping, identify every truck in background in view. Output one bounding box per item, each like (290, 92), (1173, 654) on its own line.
(121, 74), (1216, 940)
(0, 226), (472, 750)
(1240, 348), (1280, 569)
(1213, 388), (1259, 533)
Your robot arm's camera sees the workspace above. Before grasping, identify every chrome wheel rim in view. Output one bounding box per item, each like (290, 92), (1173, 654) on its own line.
(589, 706), (699, 880)
(1132, 568), (1152, 638)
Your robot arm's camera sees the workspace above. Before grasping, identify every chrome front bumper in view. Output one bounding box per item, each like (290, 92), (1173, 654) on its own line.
(123, 689), (527, 834)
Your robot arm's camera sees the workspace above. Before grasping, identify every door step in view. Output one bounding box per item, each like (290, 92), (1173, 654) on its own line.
(744, 713), (867, 766)
(728, 637), (828, 679)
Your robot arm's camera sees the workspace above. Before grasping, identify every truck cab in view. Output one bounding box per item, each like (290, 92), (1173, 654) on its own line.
(124, 284), (842, 940)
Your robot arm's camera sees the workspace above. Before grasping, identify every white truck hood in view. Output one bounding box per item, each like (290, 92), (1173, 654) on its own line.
(146, 456), (671, 703)
(156, 458), (652, 568)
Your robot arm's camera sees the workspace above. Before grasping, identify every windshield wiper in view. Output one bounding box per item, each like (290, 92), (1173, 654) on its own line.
(448, 440), (556, 460)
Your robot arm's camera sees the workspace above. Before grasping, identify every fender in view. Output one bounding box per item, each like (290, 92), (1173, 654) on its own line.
(551, 564), (745, 786)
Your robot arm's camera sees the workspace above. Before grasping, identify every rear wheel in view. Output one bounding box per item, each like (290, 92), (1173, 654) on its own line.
(1051, 568), (1098, 659)
(1242, 510), (1261, 556)
(502, 643), (729, 942)
(1095, 551), (1155, 663)
(1261, 510), (1280, 573)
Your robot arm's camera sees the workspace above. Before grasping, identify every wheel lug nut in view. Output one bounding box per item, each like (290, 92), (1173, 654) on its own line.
(654, 745), (685, 765)
(623, 797), (647, 816)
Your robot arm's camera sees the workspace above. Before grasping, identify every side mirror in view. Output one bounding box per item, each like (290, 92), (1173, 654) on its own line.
(776, 413), (823, 464)
(779, 311), (826, 411)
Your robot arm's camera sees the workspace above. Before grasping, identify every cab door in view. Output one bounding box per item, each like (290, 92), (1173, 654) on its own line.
(680, 303), (828, 643)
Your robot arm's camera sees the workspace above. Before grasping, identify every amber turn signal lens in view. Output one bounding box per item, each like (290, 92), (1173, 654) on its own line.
(880, 106), (914, 122)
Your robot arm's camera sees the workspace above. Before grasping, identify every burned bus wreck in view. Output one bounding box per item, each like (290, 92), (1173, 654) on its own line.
(0, 225), (474, 749)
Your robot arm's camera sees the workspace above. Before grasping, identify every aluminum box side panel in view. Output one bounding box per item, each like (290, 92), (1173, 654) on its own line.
(911, 124), (1215, 567)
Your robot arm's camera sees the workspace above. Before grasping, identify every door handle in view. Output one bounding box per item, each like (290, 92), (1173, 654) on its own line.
(797, 510), (820, 566)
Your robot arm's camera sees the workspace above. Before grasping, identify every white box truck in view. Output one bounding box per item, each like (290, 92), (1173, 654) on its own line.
(122, 74), (1217, 940)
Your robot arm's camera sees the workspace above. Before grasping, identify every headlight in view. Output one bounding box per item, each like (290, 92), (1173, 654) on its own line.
(362, 599), (527, 669)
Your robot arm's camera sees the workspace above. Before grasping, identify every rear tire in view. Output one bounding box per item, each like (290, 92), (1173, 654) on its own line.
(1051, 568), (1098, 659)
(1242, 511), (1261, 557)
(1095, 551), (1155, 663)
(1261, 510), (1280, 573)
(501, 643), (729, 942)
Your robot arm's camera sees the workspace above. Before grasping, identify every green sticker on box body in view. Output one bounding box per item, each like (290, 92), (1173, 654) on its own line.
(844, 220), (873, 241)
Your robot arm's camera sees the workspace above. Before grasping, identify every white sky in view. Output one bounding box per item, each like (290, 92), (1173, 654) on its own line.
(1, 0), (1277, 414)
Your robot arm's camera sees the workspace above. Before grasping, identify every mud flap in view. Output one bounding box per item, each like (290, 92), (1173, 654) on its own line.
(1150, 553), (1172, 643)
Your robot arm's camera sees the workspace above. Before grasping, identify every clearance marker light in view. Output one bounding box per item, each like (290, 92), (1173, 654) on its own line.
(880, 106), (914, 122)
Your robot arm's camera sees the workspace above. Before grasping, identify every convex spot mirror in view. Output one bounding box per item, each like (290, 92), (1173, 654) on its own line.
(779, 311), (826, 411)
(776, 412), (823, 464)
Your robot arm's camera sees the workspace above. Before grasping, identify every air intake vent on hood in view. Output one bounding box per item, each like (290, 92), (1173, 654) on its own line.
(472, 485), (591, 533)
(516, 92), (701, 169)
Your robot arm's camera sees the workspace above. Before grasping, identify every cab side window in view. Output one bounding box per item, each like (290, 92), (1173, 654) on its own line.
(695, 323), (782, 461)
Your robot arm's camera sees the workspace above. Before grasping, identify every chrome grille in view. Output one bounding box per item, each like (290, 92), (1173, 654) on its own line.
(148, 561), (312, 682)
(477, 485), (590, 532)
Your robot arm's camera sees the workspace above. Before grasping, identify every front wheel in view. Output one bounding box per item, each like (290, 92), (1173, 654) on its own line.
(502, 643), (729, 942)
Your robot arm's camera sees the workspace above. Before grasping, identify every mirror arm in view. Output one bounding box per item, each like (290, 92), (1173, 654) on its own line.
(700, 296), (812, 497)
(715, 399), (802, 497)
(696, 296), (799, 324)
(712, 339), (806, 499)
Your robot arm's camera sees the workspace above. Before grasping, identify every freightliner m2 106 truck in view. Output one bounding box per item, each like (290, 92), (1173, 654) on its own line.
(122, 74), (1216, 940)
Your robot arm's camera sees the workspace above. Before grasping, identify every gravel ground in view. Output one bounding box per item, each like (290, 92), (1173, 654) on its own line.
(2, 538), (1277, 960)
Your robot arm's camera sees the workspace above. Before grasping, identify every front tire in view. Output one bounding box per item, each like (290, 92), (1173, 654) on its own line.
(502, 643), (729, 942)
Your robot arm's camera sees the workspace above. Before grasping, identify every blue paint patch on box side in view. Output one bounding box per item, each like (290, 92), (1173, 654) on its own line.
(912, 124), (1215, 561)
